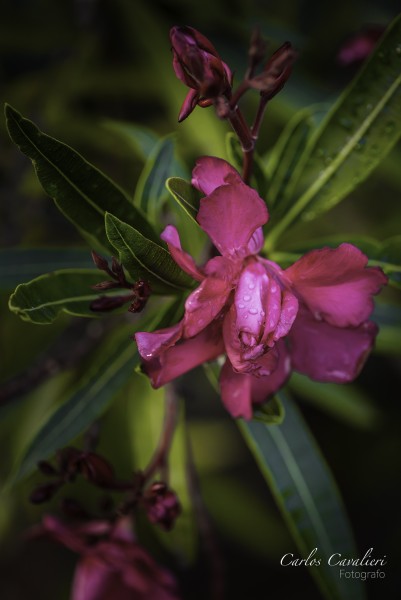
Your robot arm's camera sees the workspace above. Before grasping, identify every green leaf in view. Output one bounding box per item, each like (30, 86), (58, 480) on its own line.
(166, 177), (200, 226)
(105, 213), (193, 294)
(266, 14), (401, 249)
(0, 247), (93, 289)
(8, 269), (120, 324)
(9, 324), (136, 484)
(253, 396), (285, 424)
(9, 302), (178, 485)
(289, 373), (382, 430)
(134, 135), (187, 226)
(238, 392), (365, 600)
(102, 119), (160, 161)
(226, 132), (268, 197)
(5, 104), (156, 253)
(266, 105), (328, 212)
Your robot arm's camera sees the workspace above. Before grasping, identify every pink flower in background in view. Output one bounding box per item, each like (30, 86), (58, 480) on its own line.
(135, 157), (387, 419)
(170, 26), (233, 122)
(37, 516), (180, 600)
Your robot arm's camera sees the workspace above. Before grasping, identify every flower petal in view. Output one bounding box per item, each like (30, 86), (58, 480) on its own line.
(219, 342), (290, 419)
(289, 308), (378, 383)
(72, 556), (124, 600)
(135, 322), (182, 361)
(139, 323), (224, 388)
(284, 243), (387, 327)
(161, 225), (204, 281)
(184, 276), (232, 338)
(178, 89), (199, 122)
(219, 359), (253, 419)
(191, 156), (241, 195)
(235, 262), (269, 344)
(250, 341), (291, 403)
(197, 181), (268, 258)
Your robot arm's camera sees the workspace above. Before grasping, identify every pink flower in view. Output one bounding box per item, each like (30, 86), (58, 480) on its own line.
(135, 157), (387, 420)
(170, 26), (233, 122)
(36, 516), (180, 600)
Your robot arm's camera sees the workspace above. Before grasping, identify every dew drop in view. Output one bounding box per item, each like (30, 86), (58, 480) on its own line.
(243, 294), (251, 302)
(249, 308), (258, 315)
(248, 282), (255, 290)
(197, 318), (204, 326)
(238, 303), (245, 309)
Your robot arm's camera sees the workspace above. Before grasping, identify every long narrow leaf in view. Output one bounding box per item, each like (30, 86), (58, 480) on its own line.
(9, 269), (118, 324)
(266, 14), (401, 248)
(238, 392), (365, 600)
(5, 105), (157, 252)
(9, 303), (178, 485)
(105, 213), (193, 293)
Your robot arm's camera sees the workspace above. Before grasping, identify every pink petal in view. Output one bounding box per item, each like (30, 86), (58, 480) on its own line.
(135, 322), (182, 361)
(197, 181), (268, 258)
(72, 556), (124, 600)
(235, 262), (269, 344)
(178, 89), (199, 122)
(250, 341), (291, 403)
(160, 225), (204, 281)
(191, 156), (241, 195)
(219, 359), (253, 419)
(219, 342), (291, 419)
(265, 289), (299, 346)
(289, 308), (378, 383)
(184, 276), (232, 338)
(247, 227), (264, 254)
(139, 323), (225, 388)
(284, 243), (387, 327)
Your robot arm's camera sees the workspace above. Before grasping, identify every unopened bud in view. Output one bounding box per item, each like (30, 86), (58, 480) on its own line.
(90, 294), (133, 312)
(30, 481), (63, 504)
(143, 482), (181, 531)
(80, 452), (115, 486)
(91, 251), (110, 272)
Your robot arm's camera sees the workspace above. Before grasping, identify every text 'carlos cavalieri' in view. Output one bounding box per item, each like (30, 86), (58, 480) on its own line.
(280, 548), (387, 579)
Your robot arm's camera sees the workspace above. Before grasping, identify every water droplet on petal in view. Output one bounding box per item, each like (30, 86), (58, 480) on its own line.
(238, 303), (245, 309)
(249, 308), (258, 315)
(248, 282), (255, 290)
(243, 294), (251, 302)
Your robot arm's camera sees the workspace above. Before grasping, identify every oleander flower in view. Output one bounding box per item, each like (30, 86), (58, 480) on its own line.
(36, 516), (180, 600)
(135, 157), (387, 419)
(170, 26), (233, 122)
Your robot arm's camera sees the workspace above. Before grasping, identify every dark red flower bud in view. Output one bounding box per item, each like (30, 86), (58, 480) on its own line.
(56, 446), (81, 480)
(92, 280), (120, 290)
(30, 480), (63, 504)
(91, 250), (110, 272)
(249, 42), (296, 99)
(248, 28), (267, 68)
(142, 482), (181, 531)
(79, 452), (115, 487)
(170, 25), (233, 121)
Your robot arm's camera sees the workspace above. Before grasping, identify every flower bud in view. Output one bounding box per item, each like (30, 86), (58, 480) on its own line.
(30, 480), (63, 504)
(170, 25), (233, 121)
(249, 42), (296, 99)
(142, 482), (181, 531)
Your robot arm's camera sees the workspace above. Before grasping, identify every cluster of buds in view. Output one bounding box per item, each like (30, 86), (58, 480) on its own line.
(170, 26), (296, 183)
(90, 251), (151, 313)
(30, 443), (181, 532)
